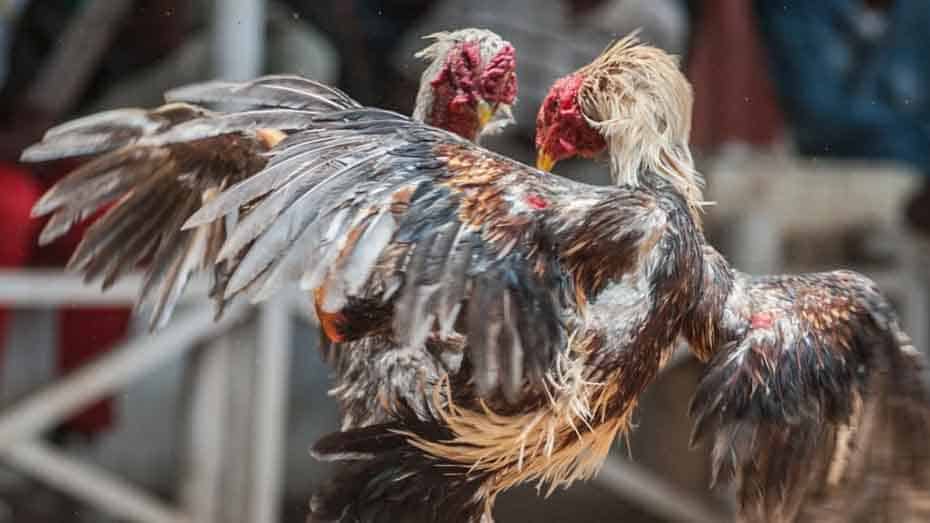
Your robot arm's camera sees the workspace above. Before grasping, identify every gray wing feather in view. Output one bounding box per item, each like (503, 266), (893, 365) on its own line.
(165, 74), (361, 111)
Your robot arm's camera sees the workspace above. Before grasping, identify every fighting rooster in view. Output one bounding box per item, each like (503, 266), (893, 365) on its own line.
(24, 28), (518, 330)
(25, 33), (707, 521)
(300, 36), (707, 521)
(530, 39), (930, 522)
(319, 29), (518, 430)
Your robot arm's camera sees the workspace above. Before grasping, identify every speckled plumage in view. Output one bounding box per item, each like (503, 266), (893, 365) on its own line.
(684, 247), (930, 523)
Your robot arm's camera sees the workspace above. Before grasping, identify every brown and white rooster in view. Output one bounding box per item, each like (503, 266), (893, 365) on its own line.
(533, 37), (930, 523)
(533, 38), (930, 523)
(301, 36), (709, 521)
(24, 33), (707, 521)
(318, 29), (518, 431)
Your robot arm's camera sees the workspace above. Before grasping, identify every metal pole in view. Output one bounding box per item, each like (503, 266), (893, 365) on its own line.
(594, 456), (728, 523)
(3, 441), (188, 523)
(211, 0), (266, 80)
(0, 270), (209, 306)
(249, 299), (291, 523)
(179, 339), (232, 523)
(219, 321), (258, 523)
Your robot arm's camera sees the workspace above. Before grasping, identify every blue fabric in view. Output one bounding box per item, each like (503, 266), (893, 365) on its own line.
(754, 0), (930, 174)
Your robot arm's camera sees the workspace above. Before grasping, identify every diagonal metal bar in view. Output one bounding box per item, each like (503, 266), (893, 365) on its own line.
(0, 270), (209, 306)
(0, 302), (248, 449)
(594, 456), (728, 523)
(26, 0), (134, 115)
(2, 441), (189, 523)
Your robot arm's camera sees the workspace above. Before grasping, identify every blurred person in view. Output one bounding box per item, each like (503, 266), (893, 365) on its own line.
(0, 0), (190, 442)
(754, 0), (930, 233)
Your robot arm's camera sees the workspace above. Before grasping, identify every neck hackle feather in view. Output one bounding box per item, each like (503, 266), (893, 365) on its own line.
(577, 33), (706, 215)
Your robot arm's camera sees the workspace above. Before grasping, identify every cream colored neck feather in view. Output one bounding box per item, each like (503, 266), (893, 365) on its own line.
(412, 37), (450, 123)
(577, 35), (706, 219)
(606, 130), (705, 216)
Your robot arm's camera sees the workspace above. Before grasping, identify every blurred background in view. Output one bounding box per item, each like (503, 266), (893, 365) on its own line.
(0, 0), (928, 521)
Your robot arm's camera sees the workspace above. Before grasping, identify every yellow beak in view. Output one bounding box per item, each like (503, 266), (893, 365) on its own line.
(477, 101), (495, 129)
(536, 151), (556, 172)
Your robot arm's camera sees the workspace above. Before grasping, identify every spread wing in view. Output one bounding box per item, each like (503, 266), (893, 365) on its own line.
(181, 107), (669, 401)
(25, 77), (669, 402)
(23, 76), (361, 329)
(689, 270), (930, 522)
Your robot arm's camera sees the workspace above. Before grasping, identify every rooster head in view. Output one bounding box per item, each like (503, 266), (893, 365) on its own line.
(413, 29), (518, 142)
(535, 33), (702, 205)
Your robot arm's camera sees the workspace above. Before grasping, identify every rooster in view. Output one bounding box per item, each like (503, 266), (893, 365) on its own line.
(23, 28), (518, 330)
(532, 37), (930, 523)
(24, 32), (706, 521)
(318, 29), (518, 430)
(532, 38), (930, 522)
(279, 36), (706, 521)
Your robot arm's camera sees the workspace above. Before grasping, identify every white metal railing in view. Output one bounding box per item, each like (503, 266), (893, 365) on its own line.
(0, 269), (291, 523)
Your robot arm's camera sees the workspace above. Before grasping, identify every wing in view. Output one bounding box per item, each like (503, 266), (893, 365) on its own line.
(185, 107), (671, 402)
(23, 76), (361, 329)
(26, 77), (669, 401)
(689, 270), (930, 522)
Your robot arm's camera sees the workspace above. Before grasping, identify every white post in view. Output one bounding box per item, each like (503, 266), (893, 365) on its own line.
(3, 442), (188, 523)
(250, 299), (291, 523)
(211, 0), (266, 80)
(180, 338), (233, 523)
